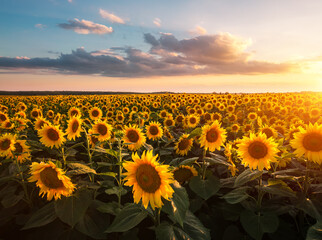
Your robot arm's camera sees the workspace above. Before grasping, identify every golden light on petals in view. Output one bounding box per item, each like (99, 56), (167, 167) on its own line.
(38, 125), (66, 148)
(199, 121), (227, 152)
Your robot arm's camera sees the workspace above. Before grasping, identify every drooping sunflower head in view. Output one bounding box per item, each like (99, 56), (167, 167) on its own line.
(123, 150), (174, 209)
(89, 107), (102, 121)
(66, 116), (83, 140)
(38, 124), (66, 149)
(237, 132), (279, 171)
(290, 123), (322, 164)
(0, 133), (16, 157)
(199, 121), (227, 152)
(92, 120), (113, 142)
(175, 134), (193, 156)
(123, 124), (146, 151)
(146, 121), (163, 140)
(28, 161), (76, 201)
(68, 107), (82, 118)
(173, 165), (198, 184)
(34, 117), (50, 131)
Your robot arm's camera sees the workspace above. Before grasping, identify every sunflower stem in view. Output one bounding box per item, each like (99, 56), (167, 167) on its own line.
(154, 208), (161, 227)
(84, 129), (94, 182)
(61, 147), (67, 167)
(202, 148), (207, 180)
(117, 138), (123, 207)
(15, 157), (31, 207)
(304, 159), (310, 197)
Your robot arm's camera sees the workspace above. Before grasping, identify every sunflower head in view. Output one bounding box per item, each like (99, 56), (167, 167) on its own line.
(34, 117), (50, 131)
(175, 134), (193, 156)
(173, 165), (198, 184)
(38, 124), (66, 149)
(146, 121), (163, 140)
(92, 121), (112, 142)
(66, 116), (83, 140)
(123, 124), (146, 151)
(89, 107), (102, 121)
(0, 133), (16, 157)
(199, 121), (227, 152)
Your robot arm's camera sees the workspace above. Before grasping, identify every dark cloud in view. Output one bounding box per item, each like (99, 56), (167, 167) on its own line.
(0, 33), (298, 77)
(58, 18), (113, 35)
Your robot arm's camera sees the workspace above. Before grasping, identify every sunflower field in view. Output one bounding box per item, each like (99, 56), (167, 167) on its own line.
(0, 92), (322, 240)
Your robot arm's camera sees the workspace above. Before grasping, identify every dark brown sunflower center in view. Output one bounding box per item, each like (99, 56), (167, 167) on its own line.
(177, 116), (183, 122)
(173, 168), (193, 183)
(127, 129), (139, 143)
(206, 128), (219, 143)
(5, 122), (12, 128)
(248, 141), (268, 159)
(149, 126), (159, 135)
(47, 128), (60, 141)
(165, 119), (173, 126)
(232, 125), (239, 131)
(0, 114), (7, 121)
(71, 110), (78, 116)
(262, 129), (274, 138)
(71, 120), (79, 133)
(178, 138), (190, 150)
(161, 112), (167, 118)
(303, 133), (322, 152)
(117, 115), (123, 121)
(189, 118), (196, 124)
(14, 142), (23, 153)
(0, 139), (11, 150)
(39, 167), (64, 189)
(204, 114), (211, 121)
(97, 124), (108, 135)
(92, 110), (99, 117)
(32, 111), (39, 118)
(136, 164), (161, 193)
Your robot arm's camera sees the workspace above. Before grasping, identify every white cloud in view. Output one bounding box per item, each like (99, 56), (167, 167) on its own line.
(99, 9), (125, 24)
(153, 18), (161, 27)
(189, 26), (207, 35)
(35, 24), (46, 29)
(58, 18), (113, 35)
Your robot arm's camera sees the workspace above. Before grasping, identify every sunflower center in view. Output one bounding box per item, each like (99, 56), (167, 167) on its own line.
(32, 111), (39, 118)
(262, 129), (274, 138)
(136, 164), (161, 193)
(97, 124), (108, 135)
(303, 133), (322, 152)
(71, 120), (79, 133)
(0, 114), (7, 121)
(0, 139), (11, 150)
(248, 141), (268, 159)
(178, 138), (190, 150)
(165, 119), (173, 126)
(176, 116), (183, 122)
(14, 142), (23, 153)
(127, 130), (139, 143)
(189, 118), (196, 124)
(39, 167), (64, 189)
(149, 126), (159, 135)
(117, 116), (123, 121)
(206, 128), (219, 143)
(92, 110), (99, 117)
(173, 168), (193, 183)
(71, 110), (78, 116)
(47, 128), (59, 141)
(5, 122), (12, 128)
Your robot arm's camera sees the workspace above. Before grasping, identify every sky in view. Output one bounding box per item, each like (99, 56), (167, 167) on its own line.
(0, 0), (322, 93)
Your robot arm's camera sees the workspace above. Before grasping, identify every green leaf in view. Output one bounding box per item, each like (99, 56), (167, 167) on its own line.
(97, 201), (121, 215)
(67, 163), (97, 175)
(155, 222), (178, 240)
(306, 221), (322, 240)
(222, 186), (250, 204)
(189, 175), (220, 200)
(262, 180), (296, 198)
(204, 156), (231, 166)
(1, 191), (24, 208)
(240, 210), (279, 240)
(55, 189), (93, 227)
(234, 169), (262, 187)
(183, 210), (211, 240)
(105, 186), (127, 196)
(162, 182), (189, 227)
(97, 172), (117, 178)
(179, 157), (199, 166)
(105, 203), (148, 233)
(188, 127), (202, 139)
(95, 147), (119, 159)
(22, 202), (57, 230)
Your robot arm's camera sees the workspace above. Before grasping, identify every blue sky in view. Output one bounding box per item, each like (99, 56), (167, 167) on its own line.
(0, 0), (322, 92)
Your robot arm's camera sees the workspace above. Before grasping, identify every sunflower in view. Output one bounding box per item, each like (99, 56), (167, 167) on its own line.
(0, 133), (16, 157)
(237, 132), (278, 171)
(172, 165), (198, 184)
(34, 117), (50, 131)
(231, 123), (240, 133)
(290, 123), (322, 164)
(30, 108), (42, 119)
(89, 107), (102, 121)
(146, 121), (163, 140)
(68, 107), (82, 118)
(186, 115), (200, 128)
(38, 124), (66, 148)
(123, 151), (174, 209)
(66, 116), (83, 140)
(199, 121), (227, 152)
(259, 125), (277, 139)
(1, 120), (14, 130)
(10, 140), (31, 163)
(0, 111), (9, 123)
(92, 121), (113, 142)
(123, 125), (146, 151)
(164, 117), (175, 128)
(28, 161), (76, 201)
(175, 134), (193, 156)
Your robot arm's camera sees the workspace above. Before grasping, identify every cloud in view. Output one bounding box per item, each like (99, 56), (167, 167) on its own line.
(153, 18), (161, 27)
(35, 24), (46, 29)
(0, 33), (298, 77)
(189, 26), (207, 35)
(99, 9), (125, 24)
(58, 18), (113, 34)
(68, 0), (72, 3)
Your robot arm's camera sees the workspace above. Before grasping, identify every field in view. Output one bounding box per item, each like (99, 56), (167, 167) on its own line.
(0, 92), (322, 240)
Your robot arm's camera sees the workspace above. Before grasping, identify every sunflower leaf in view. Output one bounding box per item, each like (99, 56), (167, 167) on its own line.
(67, 162), (97, 175)
(222, 186), (250, 204)
(234, 169), (263, 187)
(189, 175), (220, 200)
(306, 221), (322, 240)
(188, 127), (202, 139)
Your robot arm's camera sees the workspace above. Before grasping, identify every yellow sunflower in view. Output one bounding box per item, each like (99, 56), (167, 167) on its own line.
(172, 165), (198, 184)
(0, 133), (16, 157)
(10, 140), (31, 163)
(38, 125), (66, 148)
(123, 124), (146, 151)
(28, 161), (76, 201)
(186, 115), (200, 128)
(89, 107), (102, 121)
(123, 151), (174, 209)
(146, 121), (163, 140)
(34, 117), (50, 131)
(92, 121), (113, 142)
(290, 123), (322, 164)
(259, 125), (277, 139)
(0, 111), (9, 123)
(66, 116), (83, 140)
(199, 121), (227, 152)
(175, 134), (193, 156)
(237, 132), (278, 171)
(68, 107), (82, 118)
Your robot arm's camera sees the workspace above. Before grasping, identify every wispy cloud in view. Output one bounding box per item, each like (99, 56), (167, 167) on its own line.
(0, 32), (298, 77)
(189, 26), (207, 35)
(99, 9), (125, 24)
(68, 0), (72, 3)
(153, 18), (161, 27)
(35, 24), (46, 29)
(58, 18), (113, 34)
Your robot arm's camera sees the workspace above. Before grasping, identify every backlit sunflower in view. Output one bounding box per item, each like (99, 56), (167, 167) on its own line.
(123, 124), (146, 151)
(199, 121), (227, 152)
(175, 134), (193, 156)
(10, 139), (31, 163)
(66, 116), (83, 140)
(0, 133), (16, 157)
(92, 121), (113, 142)
(172, 165), (198, 184)
(38, 124), (66, 148)
(237, 132), (278, 171)
(1, 120), (14, 130)
(186, 115), (200, 128)
(290, 123), (322, 164)
(259, 125), (277, 139)
(0, 111), (9, 123)
(123, 151), (174, 209)
(28, 161), (76, 201)
(146, 121), (163, 140)
(34, 117), (50, 131)
(89, 107), (102, 121)
(68, 107), (82, 118)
